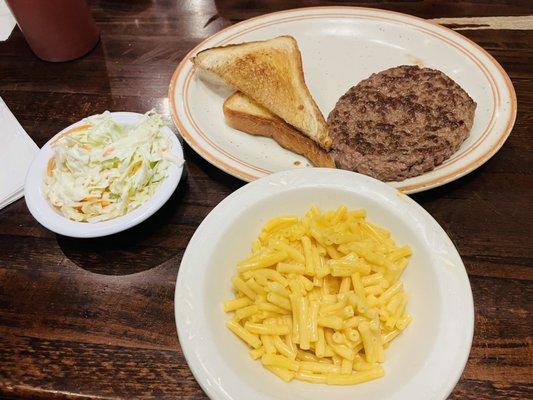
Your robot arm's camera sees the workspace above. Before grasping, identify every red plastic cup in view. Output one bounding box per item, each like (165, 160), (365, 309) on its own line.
(6, 0), (100, 62)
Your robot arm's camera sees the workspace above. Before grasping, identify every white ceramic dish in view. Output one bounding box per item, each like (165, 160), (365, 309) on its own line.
(24, 112), (184, 238)
(169, 6), (516, 194)
(175, 168), (474, 400)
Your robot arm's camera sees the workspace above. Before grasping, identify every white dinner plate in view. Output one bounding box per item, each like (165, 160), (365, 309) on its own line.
(169, 6), (516, 193)
(175, 168), (474, 400)
(25, 112), (184, 238)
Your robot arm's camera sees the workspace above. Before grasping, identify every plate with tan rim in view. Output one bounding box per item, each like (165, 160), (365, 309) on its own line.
(168, 6), (516, 194)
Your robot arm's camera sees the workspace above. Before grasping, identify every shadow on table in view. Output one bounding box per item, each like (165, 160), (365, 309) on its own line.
(411, 163), (485, 204)
(57, 170), (189, 276)
(182, 142), (245, 192)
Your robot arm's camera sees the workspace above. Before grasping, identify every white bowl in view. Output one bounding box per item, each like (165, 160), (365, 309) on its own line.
(24, 112), (184, 238)
(175, 168), (474, 400)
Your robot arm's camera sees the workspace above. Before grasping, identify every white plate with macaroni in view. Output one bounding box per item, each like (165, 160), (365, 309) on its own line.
(174, 168), (474, 400)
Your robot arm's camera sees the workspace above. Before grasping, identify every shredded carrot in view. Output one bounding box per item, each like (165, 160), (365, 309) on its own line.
(129, 161), (142, 175)
(47, 157), (56, 177)
(52, 123), (92, 144)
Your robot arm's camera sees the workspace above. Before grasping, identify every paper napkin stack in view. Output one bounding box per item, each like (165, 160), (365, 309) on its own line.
(0, 97), (39, 210)
(0, 0), (15, 41)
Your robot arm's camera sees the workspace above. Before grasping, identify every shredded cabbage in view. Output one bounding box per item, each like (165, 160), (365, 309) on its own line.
(45, 111), (179, 223)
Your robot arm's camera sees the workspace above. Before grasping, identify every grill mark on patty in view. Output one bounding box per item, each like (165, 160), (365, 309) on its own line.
(327, 65), (477, 181)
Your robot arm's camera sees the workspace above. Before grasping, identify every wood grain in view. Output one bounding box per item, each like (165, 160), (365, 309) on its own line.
(0, 0), (532, 399)
(432, 15), (533, 30)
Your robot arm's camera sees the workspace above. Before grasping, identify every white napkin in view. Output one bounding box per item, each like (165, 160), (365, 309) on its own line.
(0, 97), (39, 209)
(0, 0), (15, 41)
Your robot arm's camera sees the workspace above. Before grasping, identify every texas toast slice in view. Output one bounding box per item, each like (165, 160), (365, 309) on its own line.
(223, 92), (335, 168)
(192, 36), (331, 150)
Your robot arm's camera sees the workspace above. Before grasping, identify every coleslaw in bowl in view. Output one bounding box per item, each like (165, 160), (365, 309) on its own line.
(45, 111), (178, 222)
(25, 111), (184, 238)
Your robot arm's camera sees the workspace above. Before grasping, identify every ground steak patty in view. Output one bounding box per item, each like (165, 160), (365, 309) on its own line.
(328, 65), (476, 181)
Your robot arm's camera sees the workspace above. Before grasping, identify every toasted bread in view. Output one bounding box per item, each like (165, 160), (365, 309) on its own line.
(192, 36), (331, 150)
(223, 92), (335, 168)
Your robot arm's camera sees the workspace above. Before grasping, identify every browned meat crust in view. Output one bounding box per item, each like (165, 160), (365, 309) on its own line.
(328, 65), (476, 181)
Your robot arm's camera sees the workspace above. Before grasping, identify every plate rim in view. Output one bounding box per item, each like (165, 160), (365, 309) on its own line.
(24, 111), (184, 238)
(168, 6), (517, 193)
(174, 168), (475, 400)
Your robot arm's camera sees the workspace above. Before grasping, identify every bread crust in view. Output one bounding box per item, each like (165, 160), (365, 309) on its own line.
(193, 36), (331, 150)
(223, 93), (335, 168)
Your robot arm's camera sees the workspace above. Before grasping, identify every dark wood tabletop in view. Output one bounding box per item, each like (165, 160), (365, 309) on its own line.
(0, 1), (532, 399)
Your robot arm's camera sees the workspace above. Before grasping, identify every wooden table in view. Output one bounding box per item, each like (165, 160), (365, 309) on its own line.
(0, 1), (531, 399)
